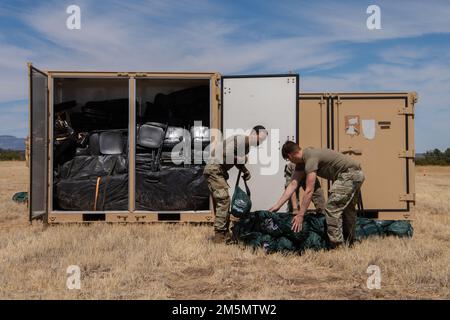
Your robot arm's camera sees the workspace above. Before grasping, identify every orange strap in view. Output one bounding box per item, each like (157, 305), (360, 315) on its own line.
(94, 176), (101, 211)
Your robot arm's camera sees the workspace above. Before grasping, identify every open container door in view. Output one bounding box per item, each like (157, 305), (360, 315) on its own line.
(222, 74), (299, 211)
(28, 63), (49, 221)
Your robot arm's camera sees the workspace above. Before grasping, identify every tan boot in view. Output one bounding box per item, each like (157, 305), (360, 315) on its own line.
(210, 231), (229, 244)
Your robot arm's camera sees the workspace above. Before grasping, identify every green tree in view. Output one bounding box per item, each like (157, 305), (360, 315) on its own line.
(416, 148), (450, 166)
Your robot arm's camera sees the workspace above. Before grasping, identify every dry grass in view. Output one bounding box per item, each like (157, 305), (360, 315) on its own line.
(0, 161), (448, 299)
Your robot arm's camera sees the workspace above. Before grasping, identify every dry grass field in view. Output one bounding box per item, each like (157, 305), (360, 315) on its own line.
(0, 161), (448, 299)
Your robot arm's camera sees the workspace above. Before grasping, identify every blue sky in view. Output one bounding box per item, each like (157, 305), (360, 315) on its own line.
(0, 0), (449, 152)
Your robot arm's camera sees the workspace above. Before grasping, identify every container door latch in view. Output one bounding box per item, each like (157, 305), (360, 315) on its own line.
(399, 193), (415, 203)
(398, 150), (415, 158)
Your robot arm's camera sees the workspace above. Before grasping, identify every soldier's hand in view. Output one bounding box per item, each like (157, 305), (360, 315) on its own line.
(243, 171), (251, 181)
(291, 214), (304, 233)
(268, 204), (280, 213)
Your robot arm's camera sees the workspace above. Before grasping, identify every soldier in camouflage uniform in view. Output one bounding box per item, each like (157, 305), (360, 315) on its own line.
(270, 142), (364, 247)
(204, 125), (268, 243)
(284, 162), (326, 214)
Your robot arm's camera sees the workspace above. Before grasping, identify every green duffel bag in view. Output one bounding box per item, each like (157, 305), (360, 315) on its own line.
(12, 191), (28, 204)
(230, 170), (252, 218)
(384, 221), (414, 237)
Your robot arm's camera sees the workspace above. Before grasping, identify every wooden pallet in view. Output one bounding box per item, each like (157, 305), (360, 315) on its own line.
(47, 212), (215, 224)
(46, 209), (413, 224)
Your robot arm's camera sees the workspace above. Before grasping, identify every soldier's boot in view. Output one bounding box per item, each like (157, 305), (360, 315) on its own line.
(227, 216), (240, 244)
(328, 241), (344, 250)
(210, 230), (232, 244)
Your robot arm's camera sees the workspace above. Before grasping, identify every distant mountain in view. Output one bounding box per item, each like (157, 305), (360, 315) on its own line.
(0, 135), (26, 151)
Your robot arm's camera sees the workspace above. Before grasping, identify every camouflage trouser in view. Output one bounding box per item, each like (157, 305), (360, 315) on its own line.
(286, 180), (327, 214)
(203, 164), (236, 233)
(284, 163), (326, 213)
(325, 167), (365, 246)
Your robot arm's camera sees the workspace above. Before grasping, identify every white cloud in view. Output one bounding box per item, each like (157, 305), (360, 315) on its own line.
(0, 102), (28, 137)
(0, 0), (449, 150)
(0, 1), (352, 101)
(284, 0), (450, 42)
(301, 56), (450, 151)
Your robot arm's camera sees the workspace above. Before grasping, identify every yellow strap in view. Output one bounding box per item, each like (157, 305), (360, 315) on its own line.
(94, 176), (101, 210)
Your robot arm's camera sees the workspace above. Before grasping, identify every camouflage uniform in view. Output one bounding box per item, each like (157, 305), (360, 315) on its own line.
(326, 167), (364, 245)
(294, 147), (365, 246)
(203, 163), (231, 232)
(284, 162), (326, 213)
(203, 135), (251, 233)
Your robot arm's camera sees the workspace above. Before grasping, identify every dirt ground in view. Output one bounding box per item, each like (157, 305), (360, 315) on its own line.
(0, 161), (448, 299)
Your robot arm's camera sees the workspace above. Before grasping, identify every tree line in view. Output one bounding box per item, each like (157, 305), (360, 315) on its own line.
(0, 149), (25, 161)
(416, 148), (450, 166)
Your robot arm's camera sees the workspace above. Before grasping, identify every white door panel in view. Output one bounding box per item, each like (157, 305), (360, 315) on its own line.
(222, 75), (298, 211)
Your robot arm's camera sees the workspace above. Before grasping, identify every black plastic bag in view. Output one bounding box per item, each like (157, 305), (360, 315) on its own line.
(135, 164), (209, 211)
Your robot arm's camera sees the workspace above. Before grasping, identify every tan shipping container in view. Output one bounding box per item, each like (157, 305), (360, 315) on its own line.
(28, 63), (415, 223)
(299, 93), (416, 220)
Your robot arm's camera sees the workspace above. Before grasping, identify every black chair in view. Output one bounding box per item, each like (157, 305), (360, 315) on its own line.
(137, 122), (168, 171)
(75, 130), (126, 156)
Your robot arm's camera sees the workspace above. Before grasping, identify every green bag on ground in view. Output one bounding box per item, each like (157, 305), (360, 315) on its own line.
(230, 170), (252, 218)
(356, 218), (414, 240)
(233, 210), (413, 254)
(12, 191), (28, 204)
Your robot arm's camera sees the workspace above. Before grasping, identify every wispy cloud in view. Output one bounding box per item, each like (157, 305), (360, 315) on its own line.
(283, 0), (450, 42)
(0, 0), (449, 150)
(0, 100), (28, 137)
(302, 43), (450, 151)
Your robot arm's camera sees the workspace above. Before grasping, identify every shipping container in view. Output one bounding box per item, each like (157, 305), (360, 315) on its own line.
(28, 63), (415, 223)
(298, 93), (416, 220)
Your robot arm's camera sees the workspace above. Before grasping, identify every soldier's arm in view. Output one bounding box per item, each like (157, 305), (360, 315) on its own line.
(235, 155), (250, 175)
(269, 170), (304, 212)
(301, 178), (326, 213)
(298, 172), (316, 217)
(290, 192), (299, 212)
(292, 171), (317, 232)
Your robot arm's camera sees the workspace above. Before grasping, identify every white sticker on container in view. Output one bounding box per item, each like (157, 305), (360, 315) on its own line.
(345, 115), (360, 136)
(362, 119), (376, 140)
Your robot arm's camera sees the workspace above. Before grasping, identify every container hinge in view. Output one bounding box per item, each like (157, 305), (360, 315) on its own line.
(319, 96), (325, 106)
(117, 215), (128, 221)
(135, 73), (147, 77)
(398, 106), (414, 115)
(117, 72), (130, 77)
(399, 193), (415, 203)
(398, 149), (415, 158)
(409, 92), (419, 104)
